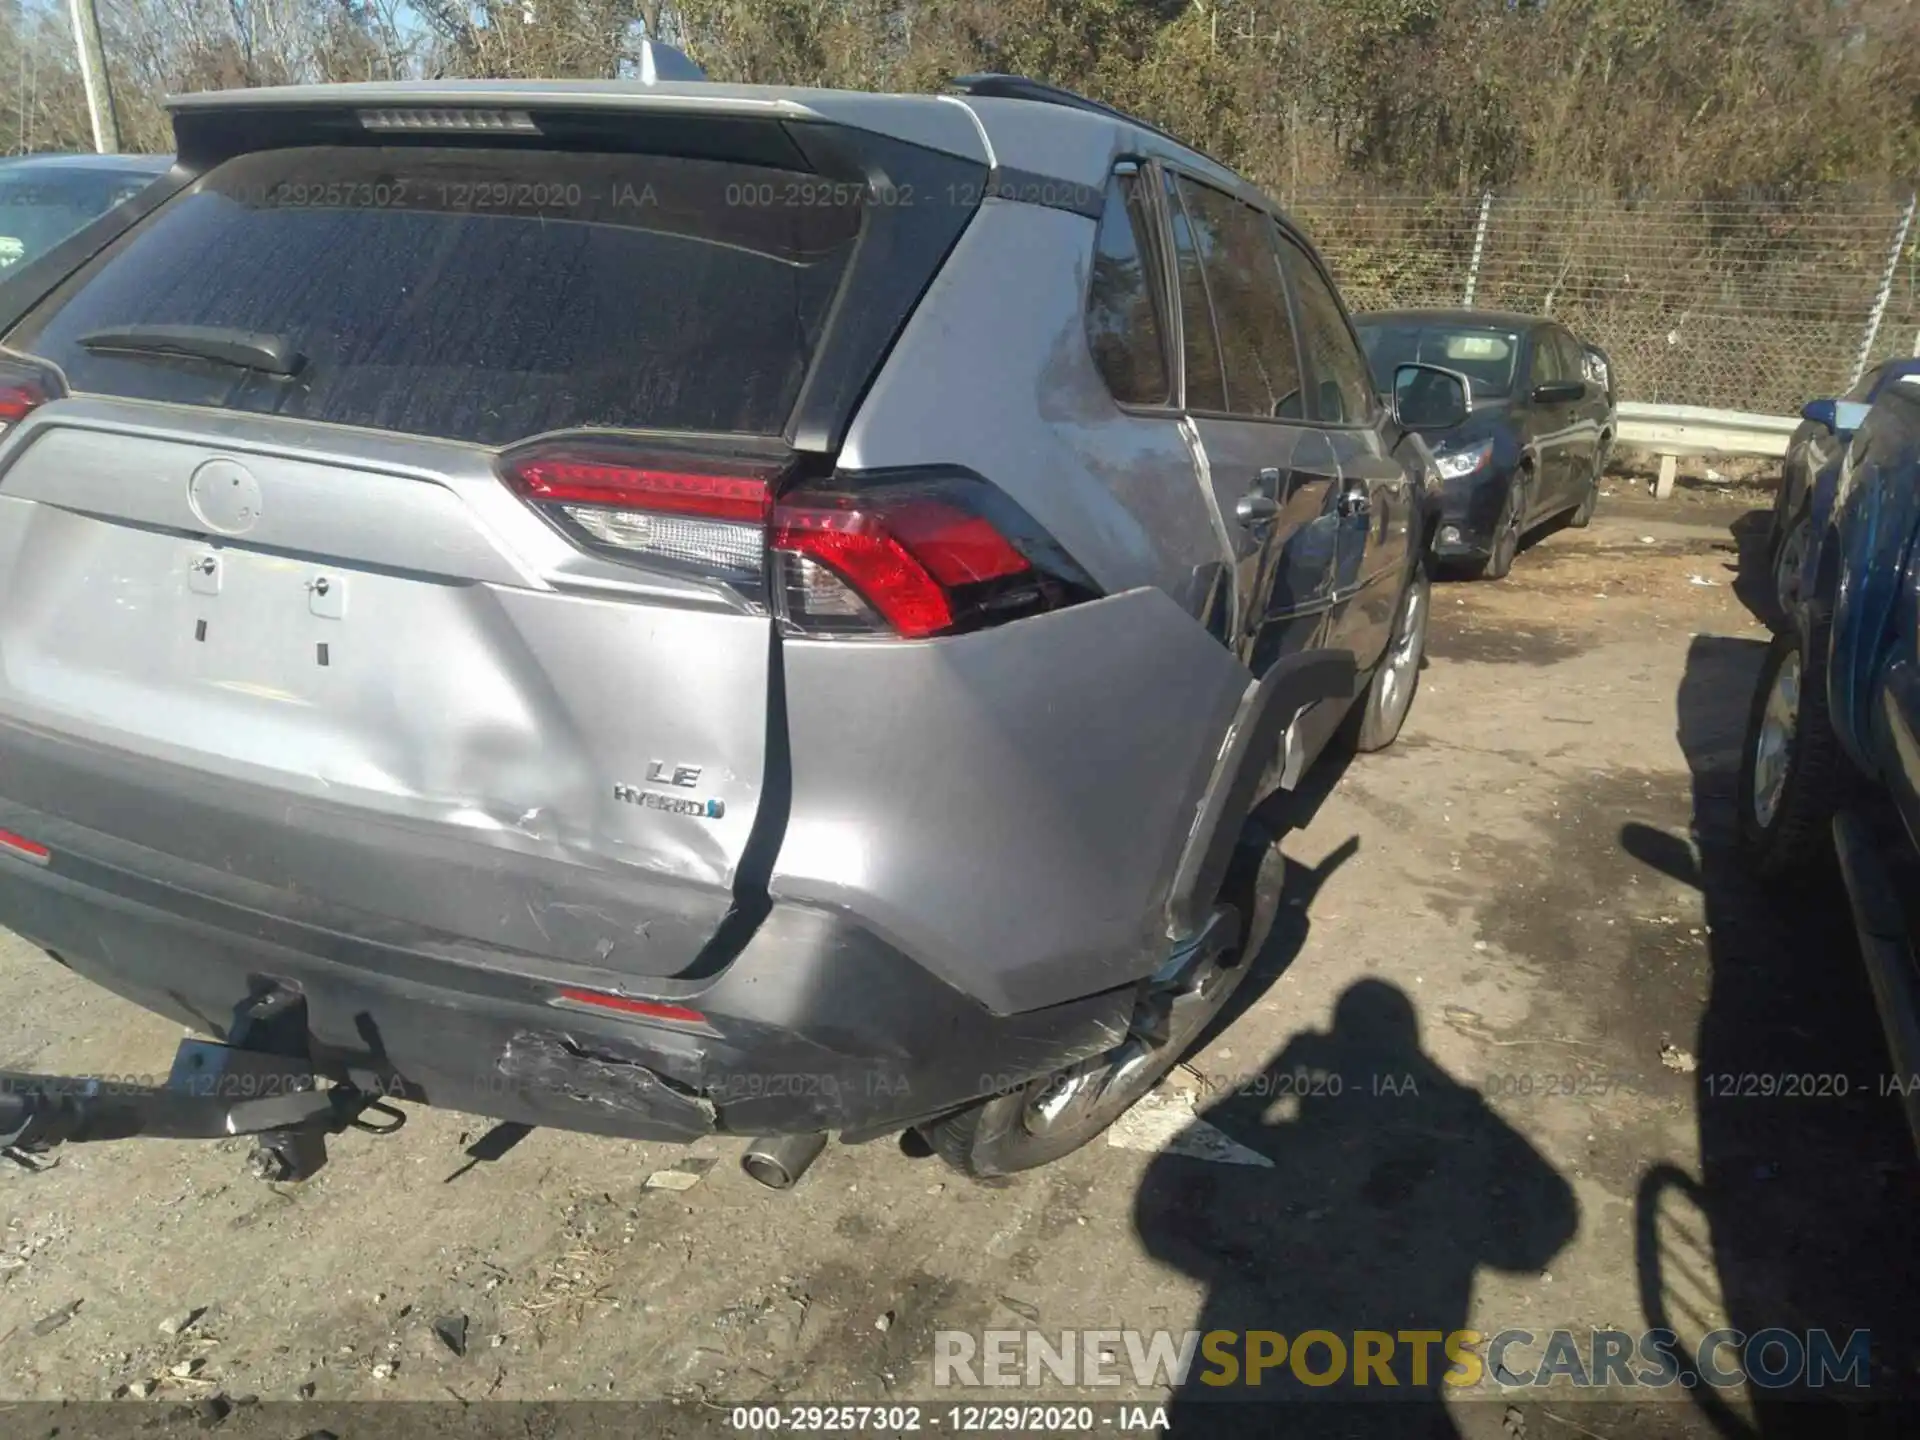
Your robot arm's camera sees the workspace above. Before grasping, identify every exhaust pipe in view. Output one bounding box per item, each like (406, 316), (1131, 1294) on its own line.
(741, 1132), (827, 1190)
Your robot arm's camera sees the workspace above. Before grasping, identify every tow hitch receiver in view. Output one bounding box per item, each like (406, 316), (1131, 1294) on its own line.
(1, 988), (386, 1182)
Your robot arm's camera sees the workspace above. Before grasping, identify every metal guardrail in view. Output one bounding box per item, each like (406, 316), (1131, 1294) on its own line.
(1615, 401), (1798, 498)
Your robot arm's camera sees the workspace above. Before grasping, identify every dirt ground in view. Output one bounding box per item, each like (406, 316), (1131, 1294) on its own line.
(3, 486), (1916, 1439)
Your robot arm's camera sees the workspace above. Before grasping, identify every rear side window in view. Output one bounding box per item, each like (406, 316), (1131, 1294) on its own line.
(1549, 330), (1586, 385)
(1272, 229), (1374, 424)
(7, 147), (864, 447)
(1162, 170), (1226, 413)
(1085, 167), (1170, 408)
(1176, 177), (1303, 420)
(1529, 329), (1570, 385)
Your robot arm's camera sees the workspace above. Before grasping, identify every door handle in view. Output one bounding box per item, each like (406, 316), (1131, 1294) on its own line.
(1337, 484), (1371, 520)
(1236, 492), (1279, 527)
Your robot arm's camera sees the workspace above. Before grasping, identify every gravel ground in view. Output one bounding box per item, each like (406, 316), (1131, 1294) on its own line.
(1, 493), (1914, 1439)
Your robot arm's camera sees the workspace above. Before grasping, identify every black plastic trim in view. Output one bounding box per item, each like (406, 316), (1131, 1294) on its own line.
(781, 122), (987, 455)
(981, 166), (1104, 219)
(1165, 649), (1358, 939)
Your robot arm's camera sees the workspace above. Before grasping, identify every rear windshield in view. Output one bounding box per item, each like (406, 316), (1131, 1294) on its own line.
(6, 146), (865, 446)
(1356, 322), (1521, 398)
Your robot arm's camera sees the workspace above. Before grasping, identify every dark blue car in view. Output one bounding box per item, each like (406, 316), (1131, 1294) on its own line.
(1766, 356), (1920, 620)
(1355, 308), (1615, 580)
(1739, 366), (1920, 1141)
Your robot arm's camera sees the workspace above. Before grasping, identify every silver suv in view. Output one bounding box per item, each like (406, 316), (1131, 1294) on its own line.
(0, 66), (1454, 1184)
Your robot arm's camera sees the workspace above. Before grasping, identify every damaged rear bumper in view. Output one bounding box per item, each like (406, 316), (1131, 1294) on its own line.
(0, 825), (1132, 1146)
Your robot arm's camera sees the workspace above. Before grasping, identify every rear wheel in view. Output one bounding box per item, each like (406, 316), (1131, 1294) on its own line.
(1354, 565), (1430, 752)
(921, 881), (1259, 1178)
(1569, 438), (1608, 528)
(1476, 470), (1529, 580)
(1737, 626), (1851, 880)
(1769, 509), (1811, 628)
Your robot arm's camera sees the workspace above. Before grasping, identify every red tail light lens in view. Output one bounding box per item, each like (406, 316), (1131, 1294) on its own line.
(0, 354), (62, 434)
(500, 441), (1098, 639)
(500, 440), (789, 583)
(771, 471), (1099, 639)
(512, 458), (770, 523)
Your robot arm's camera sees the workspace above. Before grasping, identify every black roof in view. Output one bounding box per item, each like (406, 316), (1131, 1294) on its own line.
(1354, 306), (1551, 331)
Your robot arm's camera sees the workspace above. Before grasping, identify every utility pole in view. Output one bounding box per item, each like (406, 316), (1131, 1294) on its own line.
(66, 0), (120, 153)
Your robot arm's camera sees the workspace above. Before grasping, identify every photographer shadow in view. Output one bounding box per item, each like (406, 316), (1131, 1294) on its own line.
(1133, 979), (1579, 1437)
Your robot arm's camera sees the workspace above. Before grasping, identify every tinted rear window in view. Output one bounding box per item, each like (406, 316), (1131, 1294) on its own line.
(7, 147), (864, 446)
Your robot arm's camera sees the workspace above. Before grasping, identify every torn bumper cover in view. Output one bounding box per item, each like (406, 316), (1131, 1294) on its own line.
(0, 833), (1133, 1145)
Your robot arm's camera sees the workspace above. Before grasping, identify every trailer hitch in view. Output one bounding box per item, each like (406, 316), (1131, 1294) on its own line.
(1, 987), (392, 1182)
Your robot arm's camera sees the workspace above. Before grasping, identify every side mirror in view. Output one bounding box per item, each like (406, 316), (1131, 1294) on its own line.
(1392, 363), (1470, 430)
(1801, 398), (1838, 432)
(1530, 380), (1586, 405)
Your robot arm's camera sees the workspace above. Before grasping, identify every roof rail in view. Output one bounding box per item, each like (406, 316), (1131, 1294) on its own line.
(947, 73), (1194, 155)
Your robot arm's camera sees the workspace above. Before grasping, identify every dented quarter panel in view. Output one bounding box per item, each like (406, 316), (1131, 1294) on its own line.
(771, 587), (1249, 1016)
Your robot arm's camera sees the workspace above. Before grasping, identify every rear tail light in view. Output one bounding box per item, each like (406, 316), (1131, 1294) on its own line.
(502, 440), (788, 584)
(0, 354), (62, 437)
(770, 473), (1097, 638)
(500, 441), (1098, 639)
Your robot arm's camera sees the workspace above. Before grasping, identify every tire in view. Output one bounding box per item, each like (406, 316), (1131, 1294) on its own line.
(1768, 509), (1811, 630)
(1569, 438), (1607, 528)
(1736, 626), (1851, 881)
(921, 892), (1256, 1179)
(1354, 565), (1430, 752)
(1475, 469), (1529, 580)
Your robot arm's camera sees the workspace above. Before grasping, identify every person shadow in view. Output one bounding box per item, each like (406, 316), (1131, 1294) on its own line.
(1133, 978), (1579, 1438)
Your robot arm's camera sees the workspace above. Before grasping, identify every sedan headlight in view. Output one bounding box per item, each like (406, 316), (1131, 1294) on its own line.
(1433, 439), (1493, 479)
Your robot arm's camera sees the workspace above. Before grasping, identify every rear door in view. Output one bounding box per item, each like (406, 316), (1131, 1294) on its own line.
(0, 127), (978, 979)
(1273, 226), (1412, 672)
(1523, 326), (1579, 510)
(1550, 325), (1604, 497)
(1164, 169), (1334, 673)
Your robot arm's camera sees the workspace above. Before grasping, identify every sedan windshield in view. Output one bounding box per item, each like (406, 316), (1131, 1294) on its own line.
(0, 166), (159, 272)
(1357, 322), (1521, 398)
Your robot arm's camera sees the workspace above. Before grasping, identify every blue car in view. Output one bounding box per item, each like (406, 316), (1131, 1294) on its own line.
(0, 153), (171, 274)
(1767, 356), (1920, 620)
(1739, 365), (1920, 1140)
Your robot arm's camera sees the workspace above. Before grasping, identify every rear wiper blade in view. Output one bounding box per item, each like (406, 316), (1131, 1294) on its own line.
(77, 324), (305, 377)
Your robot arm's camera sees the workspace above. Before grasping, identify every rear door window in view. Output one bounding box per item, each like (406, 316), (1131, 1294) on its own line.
(1271, 229), (1373, 425)
(1528, 329), (1565, 386)
(1085, 166), (1171, 408)
(1175, 177), (1303, 420)
(6, 146), (865, 447)
(1549, 329), (1586, 388)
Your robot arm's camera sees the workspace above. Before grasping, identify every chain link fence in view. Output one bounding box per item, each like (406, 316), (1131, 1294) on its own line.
(1291, 191), (1920, 415)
